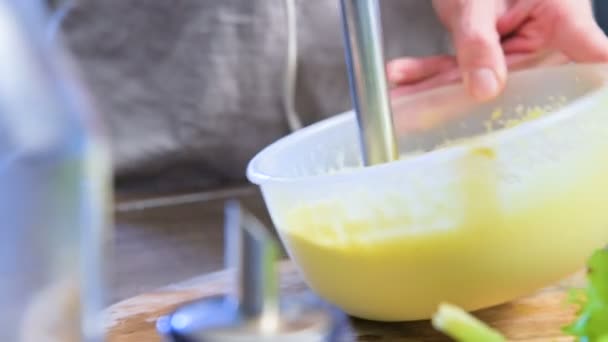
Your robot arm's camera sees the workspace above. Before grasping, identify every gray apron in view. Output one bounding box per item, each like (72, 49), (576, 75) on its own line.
(60, 0), (451, 192)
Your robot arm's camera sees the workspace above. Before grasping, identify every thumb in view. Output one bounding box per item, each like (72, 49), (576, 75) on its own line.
(440, 1), (507, 101)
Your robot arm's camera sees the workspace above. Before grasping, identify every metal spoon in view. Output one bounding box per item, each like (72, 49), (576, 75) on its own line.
(340, 0), (399, 165)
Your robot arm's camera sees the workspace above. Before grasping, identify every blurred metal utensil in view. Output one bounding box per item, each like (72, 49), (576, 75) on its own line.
(157, 201), (351, 341)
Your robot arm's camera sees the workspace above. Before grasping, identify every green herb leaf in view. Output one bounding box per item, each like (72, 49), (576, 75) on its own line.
(564, 248), (608, 342)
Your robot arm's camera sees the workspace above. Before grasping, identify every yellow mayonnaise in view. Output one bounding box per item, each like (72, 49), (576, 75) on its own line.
(277, 106), (608, 321)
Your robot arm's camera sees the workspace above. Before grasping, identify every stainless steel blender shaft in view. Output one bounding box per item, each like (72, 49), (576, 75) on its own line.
(340, 0), (399, 165)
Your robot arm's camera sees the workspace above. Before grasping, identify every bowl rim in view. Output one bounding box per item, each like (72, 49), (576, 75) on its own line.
(247, 63), (608, 186)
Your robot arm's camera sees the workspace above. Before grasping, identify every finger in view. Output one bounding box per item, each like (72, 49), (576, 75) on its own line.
(386, 55), (456, 86)
(391, 52), (569, 100)
(554, 21), (608, 62)
(390, 50), (571, 101)
(389, 54), (545, 99)
(389, 67), (461, 98)
(447, 0), (507, 101)
(502, 35), (544, 54)
(497, 0), (539, 36)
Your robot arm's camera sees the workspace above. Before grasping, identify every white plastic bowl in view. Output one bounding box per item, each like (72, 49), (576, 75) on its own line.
(247, 64), (608, 321)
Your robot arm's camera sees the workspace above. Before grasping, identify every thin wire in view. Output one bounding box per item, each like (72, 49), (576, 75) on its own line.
(283, 0), (303, 132)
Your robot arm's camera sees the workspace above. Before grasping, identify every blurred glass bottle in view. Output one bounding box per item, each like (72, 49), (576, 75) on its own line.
(0, 1), (112, 341)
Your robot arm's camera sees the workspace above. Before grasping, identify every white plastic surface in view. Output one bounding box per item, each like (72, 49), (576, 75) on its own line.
(247, 64), (608, 321)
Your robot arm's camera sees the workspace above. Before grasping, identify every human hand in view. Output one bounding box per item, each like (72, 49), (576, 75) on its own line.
(387, 0), (608, 101)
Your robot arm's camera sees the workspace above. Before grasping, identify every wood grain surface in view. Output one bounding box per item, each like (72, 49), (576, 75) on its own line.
(111, 186), (280, 303)
(106, 261), (585, 341)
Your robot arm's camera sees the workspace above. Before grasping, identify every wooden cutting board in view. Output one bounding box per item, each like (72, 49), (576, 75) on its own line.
(106, 261), (585, 341)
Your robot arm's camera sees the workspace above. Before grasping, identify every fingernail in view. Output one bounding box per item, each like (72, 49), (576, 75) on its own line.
(467, 68), (499, 101)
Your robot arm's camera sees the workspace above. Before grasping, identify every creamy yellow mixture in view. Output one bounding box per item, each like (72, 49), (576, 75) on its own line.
(278, 105), (608, 321)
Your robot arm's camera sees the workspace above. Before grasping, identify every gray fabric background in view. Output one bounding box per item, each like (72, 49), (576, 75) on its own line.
(60, 0), (451, 192)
